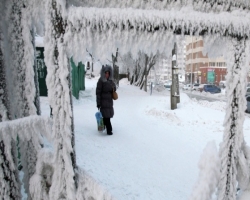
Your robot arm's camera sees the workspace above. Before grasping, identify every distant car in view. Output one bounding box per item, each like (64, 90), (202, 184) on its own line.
(183, 84), (192, 90)
(246, 87), (250, 97)
(164, 82), (172, 90)
(192, 83), (200, 91)
(203, 84), (221, 93)
(198, 84), (207, 92)
(164, 81), (172, 86)
(164, 84), (171, 91)
(246, 95), (250, 113)
(219, 81), (226, 88)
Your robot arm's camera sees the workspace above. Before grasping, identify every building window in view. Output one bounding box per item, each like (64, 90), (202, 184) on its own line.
(209, 62), (216, 66)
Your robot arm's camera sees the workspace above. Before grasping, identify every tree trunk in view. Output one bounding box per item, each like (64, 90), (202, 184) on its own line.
(44, 0), (77, 198)
(0, 2), (21, 199)
(144, 74), (148, 92)
(1, 0), (39, 119)
(143, 54), (158, 92)
(19, 139), (37, 200)
(130, 74), (134, 85)
(135, 65), (143, 86)
(0, 32), (10, 121)
(0, 140), (21, 199)
(10, 0), (26, 118)
(139, 76), (145, 90)
(137, 71), (145, 87)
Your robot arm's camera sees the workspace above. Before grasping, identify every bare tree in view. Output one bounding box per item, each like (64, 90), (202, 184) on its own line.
(133, 52), (158, 92)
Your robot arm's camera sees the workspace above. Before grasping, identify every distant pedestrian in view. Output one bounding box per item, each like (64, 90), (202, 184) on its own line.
(96, 65), (116, 135)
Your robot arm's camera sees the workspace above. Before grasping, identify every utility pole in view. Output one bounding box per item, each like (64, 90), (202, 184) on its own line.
(171, 43), (180, 110)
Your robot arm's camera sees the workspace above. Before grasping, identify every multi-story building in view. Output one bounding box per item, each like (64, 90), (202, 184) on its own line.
(148, 38), (186, 84)
(200, 57), (227, 85)
(147, 58), (171, 84)
(161, 58), (171, 81)
(177, 38), (186, 82)
(151, 38), (186, 83)
(185, 36), (227, 85)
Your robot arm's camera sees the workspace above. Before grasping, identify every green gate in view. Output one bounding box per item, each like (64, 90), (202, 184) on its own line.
(207, 69), (215, 84)
(70, 58), (85, 99)
(35, 49), (85, 99)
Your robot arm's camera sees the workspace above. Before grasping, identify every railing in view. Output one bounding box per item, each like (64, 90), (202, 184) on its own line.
(0, 116), (52, 199)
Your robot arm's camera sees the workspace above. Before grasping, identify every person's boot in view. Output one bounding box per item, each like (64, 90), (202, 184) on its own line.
(107, 131), (113, 135)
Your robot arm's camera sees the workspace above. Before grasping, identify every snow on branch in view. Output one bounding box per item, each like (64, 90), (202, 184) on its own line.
(69, 0), (250, 12)
(68, 0), (188, 9)
(193, 0), (250, 12)
(44, 1), (77, 199)
(67, 7), (250, 37)
(0, 115), (52, 199)
(0, 115), (52, 149)
(65, 6), (250, 63)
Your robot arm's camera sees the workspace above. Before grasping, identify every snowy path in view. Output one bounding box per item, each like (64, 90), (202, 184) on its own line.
(41, 78), (250, 200)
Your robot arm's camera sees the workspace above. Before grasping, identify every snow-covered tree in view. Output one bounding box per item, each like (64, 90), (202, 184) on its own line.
(0, 139), (21, 199)
(0, 32), (10, 121)
(44, 0), (77, 199)
(190, 36), (250, 200)
(120, 52), (136, 80)
(1, 0), (250, 199)
(6, 0), (35, 118)
(0, 0), (45, 198)
(130, 52), (159, 91)
(217, 37), (249, 200)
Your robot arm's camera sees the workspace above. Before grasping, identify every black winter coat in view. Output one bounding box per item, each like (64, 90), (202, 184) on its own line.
(96, 78), (116, 118)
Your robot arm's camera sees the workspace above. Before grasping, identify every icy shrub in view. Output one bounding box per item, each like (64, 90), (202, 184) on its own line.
(189, 141), (220, 200)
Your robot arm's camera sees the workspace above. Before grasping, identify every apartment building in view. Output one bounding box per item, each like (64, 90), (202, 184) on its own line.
(150, 38), (186, 83)
(185, 36), (227, 85)
(177, 38), (186, 82)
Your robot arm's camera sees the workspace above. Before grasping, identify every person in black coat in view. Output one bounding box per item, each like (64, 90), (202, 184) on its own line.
(96, 65), (116, 135)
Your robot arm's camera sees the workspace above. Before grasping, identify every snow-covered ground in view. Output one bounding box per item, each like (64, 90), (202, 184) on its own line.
(40, 77), (250, 200)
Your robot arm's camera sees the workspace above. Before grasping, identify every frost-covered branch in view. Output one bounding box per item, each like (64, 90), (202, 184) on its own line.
(192, 0), (250, 12)
(1, 0), (38, 118)
(67, 6), (250, 37)
(217, 37), (248, 200)
(0, 32), (10, 121)
(68, 0), (250, 12)
(44, 0), (77, 199)
(0, 115), (52, 199)
(65, 6), (250, 64)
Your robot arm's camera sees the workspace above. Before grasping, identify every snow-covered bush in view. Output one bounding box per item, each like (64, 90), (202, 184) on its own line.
(189, 141), (220, 200)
